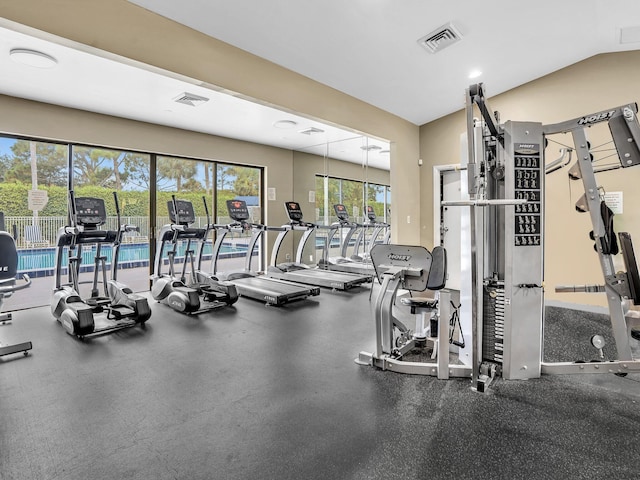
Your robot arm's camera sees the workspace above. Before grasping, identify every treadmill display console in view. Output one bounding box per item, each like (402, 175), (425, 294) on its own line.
(227, 199), (250, 221)
(334, 204), (350, 221)
(285, 202), (303, 222)
(366, 206), (377, 221)
(168, 200), (196, 225)
(75, 197), (107, 226)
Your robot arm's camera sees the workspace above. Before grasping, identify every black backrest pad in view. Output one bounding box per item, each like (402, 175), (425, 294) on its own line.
(0, 231), (18, 280)
(619, 232), (640, 305)
(426, 246), (447, 290)
(599, 201), (619, 255)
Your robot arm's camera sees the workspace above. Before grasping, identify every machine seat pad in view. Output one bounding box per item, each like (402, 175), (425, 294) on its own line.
(401, 296), (438, 311)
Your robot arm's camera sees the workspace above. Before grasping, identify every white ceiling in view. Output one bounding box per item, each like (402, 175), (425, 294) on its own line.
(2, 1), (640, 172)
(0, 19), (390, 169)
(129, 0), (640, 126)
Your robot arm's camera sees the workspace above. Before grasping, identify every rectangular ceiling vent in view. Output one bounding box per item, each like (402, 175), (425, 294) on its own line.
(360, 145), (382, 151)
(418, 22), (462, 54)
(298, 127), (325, 135)
(173, 92), (209, 107)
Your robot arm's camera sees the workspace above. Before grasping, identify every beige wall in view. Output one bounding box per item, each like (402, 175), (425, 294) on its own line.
(420, 51), (640, 306)
(0, 0), (418, 244)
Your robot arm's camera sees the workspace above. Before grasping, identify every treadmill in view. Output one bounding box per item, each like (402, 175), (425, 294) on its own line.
(266, 201), (372, 290)
(318, 204), (377, 276)
(212, 199), (320, 306)
(351, 205), (390, 262)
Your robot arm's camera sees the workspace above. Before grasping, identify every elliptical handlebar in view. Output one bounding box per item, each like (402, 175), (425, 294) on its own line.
(0, 273), (31, 294)
(68, 190), (78, 227)
(113, 191), (122, 231)
(202, 196), (211, 227)
(171, 194), (181, 225)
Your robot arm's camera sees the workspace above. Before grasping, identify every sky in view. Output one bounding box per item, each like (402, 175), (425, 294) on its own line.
(0, 136), (15, 156)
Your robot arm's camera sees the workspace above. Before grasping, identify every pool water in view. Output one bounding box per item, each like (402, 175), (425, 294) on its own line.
(17, 241), (247, 277)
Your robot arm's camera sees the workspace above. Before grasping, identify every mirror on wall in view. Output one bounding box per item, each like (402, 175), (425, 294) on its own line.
(292, 135), (390, 266)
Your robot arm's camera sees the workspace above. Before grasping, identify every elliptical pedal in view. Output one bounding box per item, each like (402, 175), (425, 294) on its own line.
(86, 297), (111, 307)
(107, 304), (136, 320)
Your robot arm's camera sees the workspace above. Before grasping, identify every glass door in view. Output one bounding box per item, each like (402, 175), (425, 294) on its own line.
(0, 136), (69, 310)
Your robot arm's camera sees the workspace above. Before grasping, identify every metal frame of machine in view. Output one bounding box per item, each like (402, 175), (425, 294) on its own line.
(358, 82), (640, 391)
(356, 243), (466, 379)
(453, 83), (640, 390)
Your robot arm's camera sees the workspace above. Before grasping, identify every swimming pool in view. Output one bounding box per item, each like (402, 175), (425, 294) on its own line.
(17, 241), (248, 277)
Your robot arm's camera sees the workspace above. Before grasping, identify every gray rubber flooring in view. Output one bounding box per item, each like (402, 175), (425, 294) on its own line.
(1, 287), (640, 480)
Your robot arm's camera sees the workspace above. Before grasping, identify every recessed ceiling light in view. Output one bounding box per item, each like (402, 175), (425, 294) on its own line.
(469, 69), (482, 79)
(273, 120), (298, 129)
(10, 48), (57, 68)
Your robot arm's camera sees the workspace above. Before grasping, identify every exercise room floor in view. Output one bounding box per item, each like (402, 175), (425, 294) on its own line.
(2, 285), (640, 480)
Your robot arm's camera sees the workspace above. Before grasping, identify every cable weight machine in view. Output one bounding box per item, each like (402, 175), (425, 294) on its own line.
(446, 83), (640, 390)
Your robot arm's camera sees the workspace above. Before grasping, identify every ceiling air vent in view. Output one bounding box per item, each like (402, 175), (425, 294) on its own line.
(298, 127), (325, 135)
(417, 22), (462, 54)
(173, 92), (209, 107)
(360, 145), (382, 151)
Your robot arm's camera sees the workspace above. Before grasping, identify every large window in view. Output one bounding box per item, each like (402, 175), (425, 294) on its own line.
(0, 137), (69, 311)
(215, 164), (262, 273)
(155, 158), (262, 279)
(0, 133), (264, 312)
(71, 145), (151, 296)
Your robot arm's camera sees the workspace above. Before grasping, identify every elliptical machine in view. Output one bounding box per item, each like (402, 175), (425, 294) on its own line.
(151, 196), (238, 313)
(51, 191), (151, 337)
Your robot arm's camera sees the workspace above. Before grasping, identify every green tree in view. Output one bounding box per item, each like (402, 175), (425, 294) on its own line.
(217, 165), (234, 191)
(122, 153), (151, 190)
(229, 166), (259, 196)
(73, 146), (116, 187)
(157, 157), (197, 192)
(6, 140), (67, 187)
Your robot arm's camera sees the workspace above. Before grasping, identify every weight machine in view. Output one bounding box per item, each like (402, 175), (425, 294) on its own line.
(358, 83), (640, 390)
(0, 231), (32, 358)
(451, 83), (640, 390)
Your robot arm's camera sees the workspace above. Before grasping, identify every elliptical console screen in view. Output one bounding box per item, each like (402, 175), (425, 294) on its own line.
(75, 197), (107, 226)
(168, 200), (196, 225)
(227, 199), (250, 221)
(334, 204), (350, 221)
(285, 202), (303, 222)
